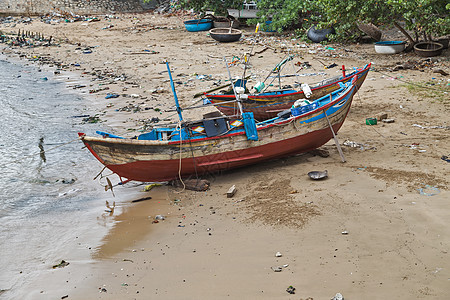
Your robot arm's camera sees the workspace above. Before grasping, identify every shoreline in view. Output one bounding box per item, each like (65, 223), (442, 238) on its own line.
(0, 53), (114, 299)
(1, 12), (449, 299)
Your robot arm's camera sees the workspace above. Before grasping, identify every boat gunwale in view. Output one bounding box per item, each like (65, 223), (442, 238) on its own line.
(80, 82), (356, 146)
(205, 63), (370, 101)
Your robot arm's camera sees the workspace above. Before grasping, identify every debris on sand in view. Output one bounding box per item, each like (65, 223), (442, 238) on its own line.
(286, 285), (296, 294)
(52, 260), (69, 269)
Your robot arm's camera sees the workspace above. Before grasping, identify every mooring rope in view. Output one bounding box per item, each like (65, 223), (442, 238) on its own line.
(0, 136), (82, 169)
(174, 121), (186, 193)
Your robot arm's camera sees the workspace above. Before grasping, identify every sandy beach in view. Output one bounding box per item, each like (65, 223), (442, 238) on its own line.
(1, 11), (449, 299)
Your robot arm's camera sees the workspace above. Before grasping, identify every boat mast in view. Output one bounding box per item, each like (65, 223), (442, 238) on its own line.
(166, 62), (183, 122)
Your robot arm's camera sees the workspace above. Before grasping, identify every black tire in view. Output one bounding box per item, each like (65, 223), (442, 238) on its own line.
(307, 25), (336, 43)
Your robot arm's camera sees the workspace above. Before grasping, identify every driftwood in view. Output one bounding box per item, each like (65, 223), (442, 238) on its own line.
(251, 46), (269, 56)
(123, 51), (160, 55)
(131, 196), (152, 203)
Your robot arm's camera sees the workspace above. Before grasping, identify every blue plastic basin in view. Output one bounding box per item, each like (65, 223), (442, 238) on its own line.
(184, 19), (213, 32)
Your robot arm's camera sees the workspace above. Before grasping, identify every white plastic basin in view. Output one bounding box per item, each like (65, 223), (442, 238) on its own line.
(374, 41), (405, 54)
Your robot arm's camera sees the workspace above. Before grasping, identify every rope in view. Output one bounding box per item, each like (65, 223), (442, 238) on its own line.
(0, 136), (82, 169)
(174, 121), (186, 193)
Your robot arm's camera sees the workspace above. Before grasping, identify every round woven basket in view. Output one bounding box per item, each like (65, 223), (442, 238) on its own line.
(414, 41), (444, 57)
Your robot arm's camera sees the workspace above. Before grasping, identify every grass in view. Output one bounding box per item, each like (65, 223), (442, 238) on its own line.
(401, 81), (450, 102)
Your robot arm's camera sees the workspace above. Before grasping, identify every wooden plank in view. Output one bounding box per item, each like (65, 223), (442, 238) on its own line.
(227, 185), (237, 198)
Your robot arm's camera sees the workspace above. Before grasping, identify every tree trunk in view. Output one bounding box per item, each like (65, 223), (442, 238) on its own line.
(394, 21), (415, 51)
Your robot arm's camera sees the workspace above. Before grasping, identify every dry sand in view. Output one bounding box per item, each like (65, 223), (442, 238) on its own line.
(1, 11), (449, 299)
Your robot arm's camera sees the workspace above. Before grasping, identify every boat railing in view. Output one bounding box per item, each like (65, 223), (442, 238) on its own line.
(315, 74), (342, 87)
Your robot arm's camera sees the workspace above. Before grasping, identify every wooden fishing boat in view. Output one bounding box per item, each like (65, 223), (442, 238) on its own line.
(204, 63), (370, 120)
(79, 74), (358, 183)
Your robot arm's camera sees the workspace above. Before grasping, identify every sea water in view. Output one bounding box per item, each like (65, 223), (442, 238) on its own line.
(0, 53), (112, 298)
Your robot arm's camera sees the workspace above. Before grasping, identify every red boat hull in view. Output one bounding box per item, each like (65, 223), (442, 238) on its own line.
(80, 81), (357, 182)
(98, 122), (343, 182)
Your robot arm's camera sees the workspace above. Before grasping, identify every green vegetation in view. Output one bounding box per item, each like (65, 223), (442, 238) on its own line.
(402, 81), (450, 101)
(316, 0), (450, 43)
(166, 0), (244, 16)
(168, 0), (450, 42)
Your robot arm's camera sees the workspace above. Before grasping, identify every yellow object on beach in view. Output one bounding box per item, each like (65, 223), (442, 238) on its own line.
(143, 183), (162, 191)
(255, 23), (260, 33)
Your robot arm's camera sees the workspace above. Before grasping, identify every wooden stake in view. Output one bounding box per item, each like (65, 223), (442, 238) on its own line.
(323, 95), (346, 163)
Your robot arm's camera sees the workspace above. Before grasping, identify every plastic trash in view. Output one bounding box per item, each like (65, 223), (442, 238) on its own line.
(143, 183), (162, 191)
(235, 87), (245, 94)
(271, 266), (282, 272)
(301, 83), (312, 98)
(308, 170), (328, 180)
(105, 93), (119, 99)
(417, 185), (440, 196)
(325, 63), (338, 69)
(331, 293), (344, 300)
(286, 286), (296, 294)
(52, 260), (69, 269)
(254, 81), (265, 92)
(293, 99), (311, 108)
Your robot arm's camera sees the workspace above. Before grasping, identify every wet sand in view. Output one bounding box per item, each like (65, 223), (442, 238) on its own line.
(1, 12), (449, 299)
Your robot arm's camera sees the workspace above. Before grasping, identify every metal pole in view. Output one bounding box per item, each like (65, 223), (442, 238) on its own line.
(166, 62), (183, 122)
(224, 57), (244, 116)
(278, 69), (282, 89)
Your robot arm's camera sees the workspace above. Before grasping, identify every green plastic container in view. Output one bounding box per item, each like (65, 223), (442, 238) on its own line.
(254, 81), (265, 92)
(366, 118), (377, 125)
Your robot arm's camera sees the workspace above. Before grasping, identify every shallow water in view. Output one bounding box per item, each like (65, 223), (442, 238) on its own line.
(0, 53), (113, 297)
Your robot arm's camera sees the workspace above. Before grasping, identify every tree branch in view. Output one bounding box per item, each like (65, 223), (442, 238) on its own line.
(393, 21), (415, 45)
